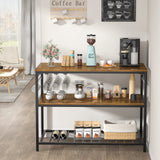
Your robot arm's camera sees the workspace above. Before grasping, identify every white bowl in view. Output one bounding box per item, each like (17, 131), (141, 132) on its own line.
(74, 93), (85, 99)
(47, 91), (55, 95)
(46, 94), (54, 100)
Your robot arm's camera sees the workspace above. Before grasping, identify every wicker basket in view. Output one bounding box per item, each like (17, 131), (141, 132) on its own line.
(104, 132), (136, 140)
(103, 120), (137, 140)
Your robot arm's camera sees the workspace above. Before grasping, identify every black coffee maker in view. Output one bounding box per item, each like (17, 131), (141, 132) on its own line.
(120, 38), (140, 67)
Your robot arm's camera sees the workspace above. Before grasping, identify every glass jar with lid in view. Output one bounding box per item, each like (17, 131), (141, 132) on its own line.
(87, 34), (96, 46)
(77, 54), (83, 66)
(104, 90), (112, 100)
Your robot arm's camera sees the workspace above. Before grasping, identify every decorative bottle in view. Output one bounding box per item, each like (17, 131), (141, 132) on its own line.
(131, 45), (138, 65)
(129, 74), (135, 100)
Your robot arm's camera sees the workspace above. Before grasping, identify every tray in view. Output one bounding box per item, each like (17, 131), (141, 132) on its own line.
(100, 64), (117, 68)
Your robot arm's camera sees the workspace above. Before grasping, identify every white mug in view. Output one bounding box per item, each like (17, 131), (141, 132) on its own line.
(107, 60), (113, 65)
(71, 18), (77, 24)
(80, 18), (87, 24)
(52, 18), (58, 24)
(99, 60), (106, 66)
(62, 9), (68, 15)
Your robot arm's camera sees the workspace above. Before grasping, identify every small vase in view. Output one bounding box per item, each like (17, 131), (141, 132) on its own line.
(48, 58), (54, 67)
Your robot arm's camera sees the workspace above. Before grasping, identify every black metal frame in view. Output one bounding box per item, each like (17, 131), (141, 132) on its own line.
(35, 71), (147, 152)
(101, 0), (136, 22)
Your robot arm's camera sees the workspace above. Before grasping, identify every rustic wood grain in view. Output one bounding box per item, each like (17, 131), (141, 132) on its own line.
(35, 63), (148, 73)
(39, 94), (144, 106)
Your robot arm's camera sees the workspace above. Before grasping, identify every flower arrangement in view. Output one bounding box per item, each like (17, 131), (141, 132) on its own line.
(42, 41), (59, 61)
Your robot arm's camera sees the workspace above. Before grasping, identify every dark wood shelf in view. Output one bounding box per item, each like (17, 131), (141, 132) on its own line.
(39, 130), (143, 145)
(39, 94), (144, 107)
(36, 63), (147, 73)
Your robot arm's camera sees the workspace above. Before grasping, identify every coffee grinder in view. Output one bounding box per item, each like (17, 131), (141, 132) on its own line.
(86, 34), (96, 66)
(120, 38), (140, 67)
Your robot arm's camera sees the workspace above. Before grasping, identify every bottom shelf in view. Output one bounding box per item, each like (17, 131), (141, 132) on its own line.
(39, 130), (144, 145)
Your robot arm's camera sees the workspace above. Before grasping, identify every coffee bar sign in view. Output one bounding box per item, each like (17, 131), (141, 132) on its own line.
(51, 0), (87, 8)
(50, 0), (87, 21)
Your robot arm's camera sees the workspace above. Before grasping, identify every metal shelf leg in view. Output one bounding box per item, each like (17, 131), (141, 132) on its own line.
(143, 72), (147, 152)
(41, 107), (44, 137)
(36, 73), (39, 151)
(41, 74), (44, 137)
(140, 107), (143, 137)
(140, 74), (143, 137)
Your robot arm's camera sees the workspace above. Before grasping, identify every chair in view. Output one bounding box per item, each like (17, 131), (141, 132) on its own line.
(0, 47), (25, 79)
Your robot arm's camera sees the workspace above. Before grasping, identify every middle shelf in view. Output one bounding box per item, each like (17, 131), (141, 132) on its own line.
(39, 94), (144, 107)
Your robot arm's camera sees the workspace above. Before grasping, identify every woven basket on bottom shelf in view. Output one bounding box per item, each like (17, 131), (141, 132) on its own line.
(104, 132), (136, 140)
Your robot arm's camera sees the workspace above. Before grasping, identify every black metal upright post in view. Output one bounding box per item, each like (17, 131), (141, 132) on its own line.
(36, 72), (39, 151)
(140, 74), (143, 137)
(41, 74), (44, 138)
(143, 72), (147, 152)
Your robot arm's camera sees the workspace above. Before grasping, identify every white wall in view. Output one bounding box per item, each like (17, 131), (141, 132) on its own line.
(148, 0), (160, 159)
(36, 0), (148, 130)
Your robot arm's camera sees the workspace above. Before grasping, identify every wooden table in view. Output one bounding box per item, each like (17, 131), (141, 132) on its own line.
(0, 68), (18, 94)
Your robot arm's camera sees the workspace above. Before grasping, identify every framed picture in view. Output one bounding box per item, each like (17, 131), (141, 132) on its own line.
(102, 0), (136, 22)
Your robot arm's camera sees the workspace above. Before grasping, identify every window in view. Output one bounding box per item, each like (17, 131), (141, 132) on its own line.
(0, 0), (21, 47)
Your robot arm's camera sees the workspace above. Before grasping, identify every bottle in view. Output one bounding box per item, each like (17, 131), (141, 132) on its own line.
(69, 50), (75, 66)
(121, 88), (127, 98)
(131, 44), (138, 65)
(86, 83), (92, 98)
(60, 130), (68, 140)
(104, 90), (112, 100)
(92, 88), (98, 100)
(77, 54), (83, 66)
(52, 130), (59, 140)
(129, 74), (135, 100)
(98, 82), (104, 100)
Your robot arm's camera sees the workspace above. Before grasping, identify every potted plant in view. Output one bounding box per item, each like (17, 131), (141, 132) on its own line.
(42, 40), (59, 67)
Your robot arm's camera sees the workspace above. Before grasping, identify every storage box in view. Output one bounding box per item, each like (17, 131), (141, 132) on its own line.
(84, 121), (92, 139)
(75, 121), (84, 138)
(92, 121), (101, 139)
(103, 120), (137, 140)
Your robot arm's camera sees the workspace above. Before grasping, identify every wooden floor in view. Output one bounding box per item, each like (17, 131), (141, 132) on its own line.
(0, 78), (150, 160)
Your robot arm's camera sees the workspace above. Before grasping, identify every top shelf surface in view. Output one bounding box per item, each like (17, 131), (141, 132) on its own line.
(36, 63), (148, 73)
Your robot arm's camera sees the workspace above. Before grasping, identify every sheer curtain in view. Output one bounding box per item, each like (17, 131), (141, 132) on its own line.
(0, 0), (21, 49)
(21, 0), (36, 74)
(0, 0), (36, 74)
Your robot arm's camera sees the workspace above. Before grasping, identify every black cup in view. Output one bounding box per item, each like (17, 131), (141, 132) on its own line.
(122, 59), (128, 65)
(131, 94), (137, 101)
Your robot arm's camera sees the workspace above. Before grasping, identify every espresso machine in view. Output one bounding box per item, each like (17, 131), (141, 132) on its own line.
(120, 38), (140, 67)
(86, 34), (96, 66)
